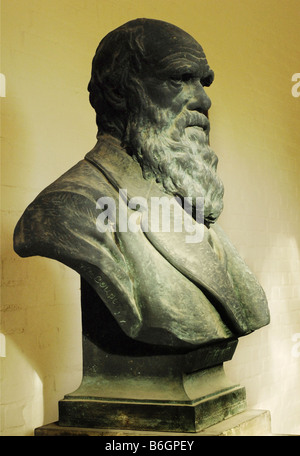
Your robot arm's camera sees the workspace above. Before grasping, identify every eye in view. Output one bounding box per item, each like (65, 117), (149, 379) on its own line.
(169, 72), (194, 88)
(181, 73), (194, 82)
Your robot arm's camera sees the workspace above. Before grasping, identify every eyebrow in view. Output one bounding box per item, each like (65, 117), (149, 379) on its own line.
(155, 53), (214, 85)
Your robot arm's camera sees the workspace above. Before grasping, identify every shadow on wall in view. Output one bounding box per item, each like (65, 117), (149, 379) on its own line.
(2, 240), (83, 434)
(1, 96), (82, 435)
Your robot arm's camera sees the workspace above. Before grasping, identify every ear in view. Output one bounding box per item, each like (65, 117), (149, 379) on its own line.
(105, 86), (127, 111)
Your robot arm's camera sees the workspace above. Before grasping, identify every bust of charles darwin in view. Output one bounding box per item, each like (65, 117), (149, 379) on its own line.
(14, 18), (270, 351)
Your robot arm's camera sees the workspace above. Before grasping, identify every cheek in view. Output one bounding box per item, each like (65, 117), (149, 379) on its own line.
(143, 79), (188, 112)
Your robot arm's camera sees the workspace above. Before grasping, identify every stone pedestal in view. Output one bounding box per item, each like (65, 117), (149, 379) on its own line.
(35, 409), (272, 436)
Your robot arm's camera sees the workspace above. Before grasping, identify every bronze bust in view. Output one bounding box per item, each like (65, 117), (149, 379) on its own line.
(14, 19), (269, 352)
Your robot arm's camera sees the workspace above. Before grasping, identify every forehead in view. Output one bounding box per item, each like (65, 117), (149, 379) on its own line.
(141, 22), (212, 79)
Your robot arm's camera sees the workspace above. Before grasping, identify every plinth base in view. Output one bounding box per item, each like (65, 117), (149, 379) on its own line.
(35, 409), (272, 436)
(58, 364), (246, 433)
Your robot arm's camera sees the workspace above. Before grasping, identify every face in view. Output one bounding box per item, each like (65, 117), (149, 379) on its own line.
(139, 27), (214, 139)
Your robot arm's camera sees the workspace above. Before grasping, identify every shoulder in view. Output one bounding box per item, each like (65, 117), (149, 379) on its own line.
(39, 158), (118, 203)
(13, 158), (118, 258)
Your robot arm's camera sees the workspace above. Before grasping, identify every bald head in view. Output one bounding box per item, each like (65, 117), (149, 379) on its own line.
(130, 19), (206, 68)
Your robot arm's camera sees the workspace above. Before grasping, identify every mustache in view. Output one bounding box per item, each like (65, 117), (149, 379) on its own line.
(172, 110), (210, 138)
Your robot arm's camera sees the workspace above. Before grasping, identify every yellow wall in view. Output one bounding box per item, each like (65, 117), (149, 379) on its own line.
(1, 0), (300, 435)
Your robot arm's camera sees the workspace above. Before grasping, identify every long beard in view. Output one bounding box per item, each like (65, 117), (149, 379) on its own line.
(124, 107), (224, 225)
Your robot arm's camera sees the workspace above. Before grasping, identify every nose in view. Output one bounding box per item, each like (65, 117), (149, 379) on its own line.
(186, 80), (211, 115)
